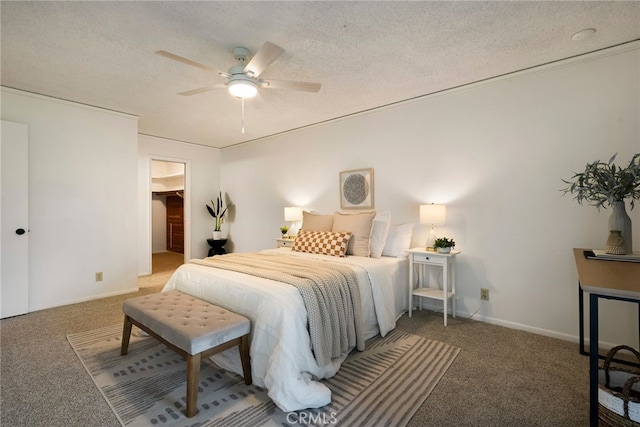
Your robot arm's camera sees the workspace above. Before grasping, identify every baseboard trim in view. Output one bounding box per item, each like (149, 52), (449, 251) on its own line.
(415, 303), (623, 352)
(30, 287), (139, 313)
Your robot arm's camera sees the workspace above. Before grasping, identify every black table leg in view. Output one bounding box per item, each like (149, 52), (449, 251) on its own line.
(589, 293), (599, 427)
(579, 282), (587, 356)
(579, 284), (640, 366)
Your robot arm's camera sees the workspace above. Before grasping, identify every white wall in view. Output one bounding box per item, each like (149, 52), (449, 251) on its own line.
(221, 44), (640, 346)
(137, 135), (221, 275)
(0, 89), (222, 308)
(0, 87), (139, 310)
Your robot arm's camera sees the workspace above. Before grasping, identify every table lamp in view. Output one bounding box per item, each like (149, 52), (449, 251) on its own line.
(420, 204), (446, 251)
(284, 207), (303, 238)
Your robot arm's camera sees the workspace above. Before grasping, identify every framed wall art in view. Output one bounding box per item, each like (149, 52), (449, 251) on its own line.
(339, 168), (374, 209)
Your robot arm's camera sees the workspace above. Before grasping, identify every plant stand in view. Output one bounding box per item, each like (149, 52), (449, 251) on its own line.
(206, 238), (227, 256)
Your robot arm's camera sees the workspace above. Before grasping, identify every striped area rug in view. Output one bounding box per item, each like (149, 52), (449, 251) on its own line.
(68, 325), (460, 427)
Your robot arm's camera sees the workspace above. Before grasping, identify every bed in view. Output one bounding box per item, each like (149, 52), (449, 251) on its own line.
(162, 212), (412, 412)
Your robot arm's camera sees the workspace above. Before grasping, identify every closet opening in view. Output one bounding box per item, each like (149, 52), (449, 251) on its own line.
(151, 160), (186, 274)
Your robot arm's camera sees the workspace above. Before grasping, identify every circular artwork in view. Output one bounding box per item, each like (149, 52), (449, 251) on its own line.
(343, 173), (369, 205)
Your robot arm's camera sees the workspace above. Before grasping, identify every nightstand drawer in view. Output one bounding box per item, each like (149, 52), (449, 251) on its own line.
(276, 238), (295, 248)
(411, 252), (446, 266)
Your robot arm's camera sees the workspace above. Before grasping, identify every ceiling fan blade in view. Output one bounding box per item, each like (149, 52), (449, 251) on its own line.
(244, 42), (284, 78)
(156, 50), (229, 76)
(178, 83), (227, 96)
(261, 79), (321, 93)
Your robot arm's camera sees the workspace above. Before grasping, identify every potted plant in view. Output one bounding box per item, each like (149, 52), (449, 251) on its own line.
(206, 191), (231, 240)
(561, 153), (640, 253)
(280, 225), (289, 238)
(434, 237), (455, 254)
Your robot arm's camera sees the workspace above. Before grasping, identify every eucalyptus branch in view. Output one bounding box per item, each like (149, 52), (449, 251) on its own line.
(561, 153), (640, 211)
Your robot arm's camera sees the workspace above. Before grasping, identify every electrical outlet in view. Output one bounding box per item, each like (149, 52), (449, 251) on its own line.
(95, 272), (103, 282)
(480, 288), (489, 301)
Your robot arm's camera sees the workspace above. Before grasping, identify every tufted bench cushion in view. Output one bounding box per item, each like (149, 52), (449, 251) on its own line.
(121, 290), (251, 418)
(122, 290), (250, 355)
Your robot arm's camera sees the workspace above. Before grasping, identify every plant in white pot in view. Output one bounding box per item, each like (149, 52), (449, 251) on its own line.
(206, 191), (231, 240)
(561, 153), (640, 254)
(434, 237), (455, 254)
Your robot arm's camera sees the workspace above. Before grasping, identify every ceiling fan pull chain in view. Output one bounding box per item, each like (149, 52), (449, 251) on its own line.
(241, 97), (246, 134)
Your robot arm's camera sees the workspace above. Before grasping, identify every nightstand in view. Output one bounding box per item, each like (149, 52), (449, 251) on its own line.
(406, 248), (461, 326)
(276, 238), (295, 248)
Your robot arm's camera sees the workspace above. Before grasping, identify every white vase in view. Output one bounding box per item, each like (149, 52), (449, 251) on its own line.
(212, 231), (224, 240)
(437, 247), (452, 254)
(608, 201), (632, 254)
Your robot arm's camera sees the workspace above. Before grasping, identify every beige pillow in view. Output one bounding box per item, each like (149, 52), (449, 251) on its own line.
(301, 211), (334, 231)
(332, 211), (376, 257)
(291, 230), (352, 257)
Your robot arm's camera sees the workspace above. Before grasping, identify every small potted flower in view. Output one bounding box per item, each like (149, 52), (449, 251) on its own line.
(280, 225), (289, 239)
(434, 237), (455, 254)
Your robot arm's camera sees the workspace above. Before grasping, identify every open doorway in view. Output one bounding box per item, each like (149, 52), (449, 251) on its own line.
(151, 160), (186, 276)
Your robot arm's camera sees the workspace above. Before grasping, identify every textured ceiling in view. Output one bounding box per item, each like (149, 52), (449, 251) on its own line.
(2, 1), (639, 149)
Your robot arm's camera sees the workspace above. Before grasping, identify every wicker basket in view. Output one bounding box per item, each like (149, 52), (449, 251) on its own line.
(598, 345), (640, 426)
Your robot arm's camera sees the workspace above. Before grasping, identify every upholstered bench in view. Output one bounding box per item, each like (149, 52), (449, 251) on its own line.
(120, 290), (251, 418)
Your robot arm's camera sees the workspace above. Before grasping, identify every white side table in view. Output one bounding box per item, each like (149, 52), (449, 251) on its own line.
(275, 238), (295, 248)
(406, 248), (461, 326)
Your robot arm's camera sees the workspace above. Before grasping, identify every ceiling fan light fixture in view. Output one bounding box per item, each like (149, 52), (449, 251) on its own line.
(228, 80), (258, 98)
(157, 41), (320, 106)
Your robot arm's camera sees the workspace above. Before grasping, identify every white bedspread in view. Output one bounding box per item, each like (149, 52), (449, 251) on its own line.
(162, 248), (408, 411)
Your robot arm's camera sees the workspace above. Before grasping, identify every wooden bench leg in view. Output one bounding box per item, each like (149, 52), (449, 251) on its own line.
(239, 334), (252, 385)
(185, 352), (201, 418)
(120, 315), (133, 356)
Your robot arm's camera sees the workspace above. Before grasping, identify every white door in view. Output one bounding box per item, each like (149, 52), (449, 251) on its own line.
(1, 120), (29, 318)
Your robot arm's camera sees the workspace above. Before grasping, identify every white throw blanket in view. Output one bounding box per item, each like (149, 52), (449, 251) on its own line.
(190, 253), (365, 365)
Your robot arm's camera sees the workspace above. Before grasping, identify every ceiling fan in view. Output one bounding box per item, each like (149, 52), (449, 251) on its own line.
(156, 42), (321, 99)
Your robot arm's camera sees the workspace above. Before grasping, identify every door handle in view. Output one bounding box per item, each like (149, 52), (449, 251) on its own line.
(15, 228), (26, 235)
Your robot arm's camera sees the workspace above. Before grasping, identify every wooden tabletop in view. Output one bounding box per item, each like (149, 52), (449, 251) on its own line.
(573, 248), (640, 299)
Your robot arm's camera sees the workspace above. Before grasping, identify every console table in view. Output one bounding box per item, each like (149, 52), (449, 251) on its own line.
(573, 248), (640, 426)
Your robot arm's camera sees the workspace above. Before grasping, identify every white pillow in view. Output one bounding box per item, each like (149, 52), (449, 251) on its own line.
(369, 212), (391, 258)
(382, 223), (414, 257)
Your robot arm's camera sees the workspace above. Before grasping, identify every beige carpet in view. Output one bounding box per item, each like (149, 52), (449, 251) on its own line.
(1, 277), (591, 427)
(138, 252), (184, 288)
(152, 251), (184, 274)
(68, 325), (459, 427)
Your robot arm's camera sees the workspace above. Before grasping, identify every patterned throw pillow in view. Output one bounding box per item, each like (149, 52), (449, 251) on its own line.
(292, 230), (352, 257)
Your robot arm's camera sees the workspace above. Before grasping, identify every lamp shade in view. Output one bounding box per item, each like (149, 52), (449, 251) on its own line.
(284, 207), (303, 222)
(420, 204), (446, 225)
